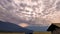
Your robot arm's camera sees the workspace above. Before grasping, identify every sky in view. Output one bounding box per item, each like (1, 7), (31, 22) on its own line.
(0, 0), (60, 29)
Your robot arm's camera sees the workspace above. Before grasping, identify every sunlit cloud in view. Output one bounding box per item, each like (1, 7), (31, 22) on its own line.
(18, 23), (29, 28)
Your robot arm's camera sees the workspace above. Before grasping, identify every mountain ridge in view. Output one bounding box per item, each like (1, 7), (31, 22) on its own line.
(0, 21), (33, 33)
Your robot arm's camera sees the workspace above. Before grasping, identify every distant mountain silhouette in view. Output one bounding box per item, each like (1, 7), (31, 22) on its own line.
(27, 26), (49, 31)
(0, 21), (33, 33)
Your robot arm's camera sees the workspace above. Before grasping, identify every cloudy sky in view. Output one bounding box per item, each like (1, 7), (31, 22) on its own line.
(0, 0), (60, 29)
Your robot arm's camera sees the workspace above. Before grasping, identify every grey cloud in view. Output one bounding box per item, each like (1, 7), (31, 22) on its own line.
(0, 0), (58, 26)
(56, 1), (60, 11)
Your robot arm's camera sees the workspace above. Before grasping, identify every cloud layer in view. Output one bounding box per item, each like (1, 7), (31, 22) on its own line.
(0, 0), (60, 26)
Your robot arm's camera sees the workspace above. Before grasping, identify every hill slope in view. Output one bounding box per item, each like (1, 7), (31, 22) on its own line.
(0, 21), (33, 32)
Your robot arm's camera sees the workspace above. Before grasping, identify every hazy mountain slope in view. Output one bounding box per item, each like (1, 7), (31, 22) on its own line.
(0, 21), (33, 32)
(27, 26), (49, 31)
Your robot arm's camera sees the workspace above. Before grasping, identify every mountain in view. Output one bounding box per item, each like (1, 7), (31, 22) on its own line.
(0, 21), (33, 33)
(27, 26), (49, 31)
